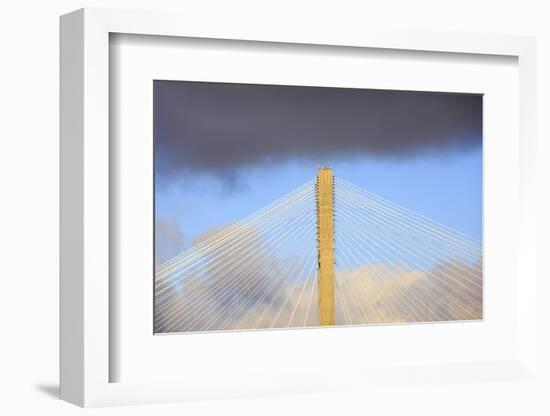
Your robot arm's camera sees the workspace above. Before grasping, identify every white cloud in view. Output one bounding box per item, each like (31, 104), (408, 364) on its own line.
(155, 217), (186, 263)
(155, 230), (482, 333)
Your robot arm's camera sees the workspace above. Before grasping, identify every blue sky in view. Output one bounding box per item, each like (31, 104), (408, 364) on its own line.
(155, 143), (482, 262)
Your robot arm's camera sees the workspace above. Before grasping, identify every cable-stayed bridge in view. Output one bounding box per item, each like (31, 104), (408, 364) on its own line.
(155, 168), (482, 333)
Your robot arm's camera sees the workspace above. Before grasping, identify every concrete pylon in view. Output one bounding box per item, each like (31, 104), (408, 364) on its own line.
(316, 167), (336, 326)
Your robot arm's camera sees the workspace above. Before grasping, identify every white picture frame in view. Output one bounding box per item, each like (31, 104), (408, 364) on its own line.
(60, 7), (538, 407)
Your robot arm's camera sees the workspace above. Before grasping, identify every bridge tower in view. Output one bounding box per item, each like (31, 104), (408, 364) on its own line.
(316, 167), (336, 326)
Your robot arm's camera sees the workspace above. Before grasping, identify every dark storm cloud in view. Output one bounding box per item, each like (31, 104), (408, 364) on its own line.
(154, 80), (482, 179)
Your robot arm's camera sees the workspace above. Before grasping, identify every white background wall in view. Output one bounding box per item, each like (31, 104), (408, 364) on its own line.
(1, 1), (549, 414)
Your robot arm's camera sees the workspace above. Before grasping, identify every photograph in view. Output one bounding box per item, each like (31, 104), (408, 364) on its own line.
(4, 1), (541, 412)
(153, 81), (483, 333)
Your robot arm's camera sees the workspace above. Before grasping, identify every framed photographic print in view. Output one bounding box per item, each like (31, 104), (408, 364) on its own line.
(60, 8), (538, 408)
